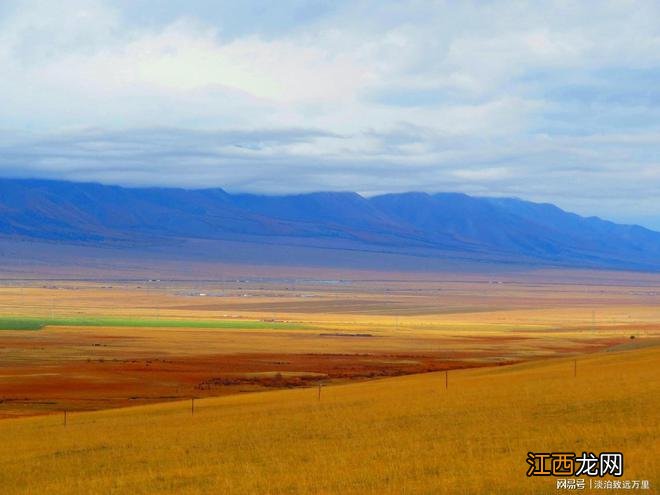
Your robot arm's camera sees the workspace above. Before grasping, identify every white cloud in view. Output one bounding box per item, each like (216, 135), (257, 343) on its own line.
(0, 0), (659, 226)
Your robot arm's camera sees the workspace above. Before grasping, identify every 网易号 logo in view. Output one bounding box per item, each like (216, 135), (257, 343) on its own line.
(526, 452), (623, 477)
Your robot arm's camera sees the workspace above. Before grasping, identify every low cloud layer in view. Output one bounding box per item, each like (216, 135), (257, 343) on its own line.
(0, 0), (659, 228)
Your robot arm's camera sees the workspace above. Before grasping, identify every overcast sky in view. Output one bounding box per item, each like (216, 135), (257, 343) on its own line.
(1, 0), (659, 228)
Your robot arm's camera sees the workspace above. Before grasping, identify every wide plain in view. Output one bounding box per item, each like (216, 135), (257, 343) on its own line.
(0, 270), (658, 493)
(0, 272), (658, 418)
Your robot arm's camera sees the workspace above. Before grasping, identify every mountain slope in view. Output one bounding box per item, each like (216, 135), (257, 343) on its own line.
(0, 178), (658, 271)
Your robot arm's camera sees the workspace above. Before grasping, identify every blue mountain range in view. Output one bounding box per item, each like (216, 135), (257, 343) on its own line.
(0, 178), (658, 271)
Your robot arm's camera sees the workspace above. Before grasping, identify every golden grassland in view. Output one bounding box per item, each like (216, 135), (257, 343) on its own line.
(0, 345), (657, 494)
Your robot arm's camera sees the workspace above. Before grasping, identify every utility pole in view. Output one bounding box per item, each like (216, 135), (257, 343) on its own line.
(592, 310), (595, 332)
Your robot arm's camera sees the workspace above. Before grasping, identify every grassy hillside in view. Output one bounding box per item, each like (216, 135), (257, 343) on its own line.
(0, 347), (657, 494)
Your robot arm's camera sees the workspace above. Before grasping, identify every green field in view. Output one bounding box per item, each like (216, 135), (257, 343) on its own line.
(0, 316), (305, 331)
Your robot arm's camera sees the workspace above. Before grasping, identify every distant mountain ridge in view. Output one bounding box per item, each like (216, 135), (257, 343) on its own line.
(0, 178), (659, 271)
